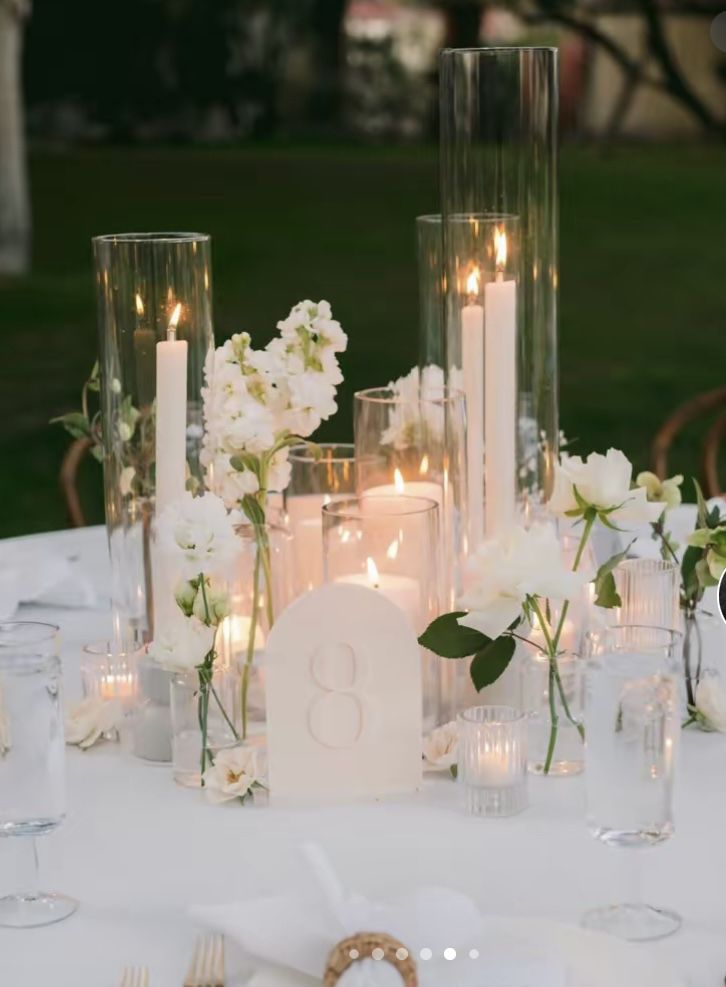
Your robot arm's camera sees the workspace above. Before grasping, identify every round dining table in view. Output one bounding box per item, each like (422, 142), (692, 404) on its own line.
(1, 525), (726, 987)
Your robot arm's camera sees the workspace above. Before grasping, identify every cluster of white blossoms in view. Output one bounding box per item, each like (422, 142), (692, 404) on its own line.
(381, 364), (461, 450)
(201, 300), (347, 509)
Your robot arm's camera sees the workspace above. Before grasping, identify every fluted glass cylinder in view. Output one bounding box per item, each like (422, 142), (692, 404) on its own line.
(440, 47), (559, 544)
(93, 232), (214, 644)
(615, 559), (681, 631)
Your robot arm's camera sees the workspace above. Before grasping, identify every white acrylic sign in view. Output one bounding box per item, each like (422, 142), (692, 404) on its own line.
(265, 582), (422, 803)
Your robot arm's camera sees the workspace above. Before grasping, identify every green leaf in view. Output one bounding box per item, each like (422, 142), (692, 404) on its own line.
(241, 495), (265, 527)
(696, 557), (718, 589)
(694, 479), (709, 529)
(417, 611), (491, 659)
(470, 635), (516, 691)
(592, 542), (633, 609)
(230, 452), (262, 478)
(50, 411), (92, 440)
(681, 544), (703, 602)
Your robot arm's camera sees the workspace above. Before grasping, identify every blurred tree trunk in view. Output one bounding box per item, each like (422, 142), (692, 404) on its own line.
(0, 0), (30, 275)
(440, 1), (485, 48)
(308, 0), (348, 130)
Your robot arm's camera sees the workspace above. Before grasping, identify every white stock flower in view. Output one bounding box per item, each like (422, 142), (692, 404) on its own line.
(549, 449), (664, 526)
(458, 523), (590, 640)
(202, 745), (262, 804)
(158, 492), (241, 577)
(65, 698), (124, 749)
(148, 617), (216, 672)
(695, 676), (726, 732)
(423, 721), (459, 772)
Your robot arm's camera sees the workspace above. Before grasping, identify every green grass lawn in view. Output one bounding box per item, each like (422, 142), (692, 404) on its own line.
(1, 143), (724, 538)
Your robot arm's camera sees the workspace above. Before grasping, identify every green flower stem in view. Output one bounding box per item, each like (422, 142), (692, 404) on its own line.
(241, 545), (262, 741)
(544, 659), (559, 775)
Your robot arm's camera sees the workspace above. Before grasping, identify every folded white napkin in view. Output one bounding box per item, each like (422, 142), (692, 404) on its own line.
(0, 545), (98, 620)
(192, 844), (566, 987)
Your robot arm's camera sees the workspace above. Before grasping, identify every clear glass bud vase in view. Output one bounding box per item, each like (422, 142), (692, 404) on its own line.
(521, 652), (585, 776)
(170, 666), (240, 788)
(217, 523), (297, 740)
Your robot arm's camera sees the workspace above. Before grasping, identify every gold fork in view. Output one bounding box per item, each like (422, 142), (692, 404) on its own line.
(119, 968), (149, 987)
(184, 933), (225, 987)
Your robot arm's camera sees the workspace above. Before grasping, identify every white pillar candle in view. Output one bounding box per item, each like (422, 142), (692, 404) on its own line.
(364, 468), (443, 515)
(483, 231), (517, 535)
(336, 558), (421, 631)
(155, 303), (188, 515)
(461, 269), (485, 549)
(287, 493), (332, 593)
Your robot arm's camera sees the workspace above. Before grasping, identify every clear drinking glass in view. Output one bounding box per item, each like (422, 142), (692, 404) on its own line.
(0, 650), (77, 927)
(582, 625), (681, 940)
(521, 652), (584, 776)
(440, 48), (559, 541)
(0, 621), (59, 656)
(615, 559), (681, 631)
(322, 495), (442, 731)
(457, 705), (528, 817)
(93, 232), (214, 645)
(284, 443), (357, 594)
(170, 666), (241, 788)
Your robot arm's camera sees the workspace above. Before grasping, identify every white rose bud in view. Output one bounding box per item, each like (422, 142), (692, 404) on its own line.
(192, 583), (231, 626)
(174, 579), (198, 617)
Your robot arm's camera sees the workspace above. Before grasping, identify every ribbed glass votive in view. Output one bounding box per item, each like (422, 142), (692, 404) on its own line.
(457, 705), (528, 817)
(615, 559), (681, 631)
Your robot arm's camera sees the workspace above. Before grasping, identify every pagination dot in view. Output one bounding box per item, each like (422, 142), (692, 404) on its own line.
(419, 948), (433, 961)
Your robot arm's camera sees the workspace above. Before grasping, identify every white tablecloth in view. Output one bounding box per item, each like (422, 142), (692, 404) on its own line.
(1, 526), (725, 987)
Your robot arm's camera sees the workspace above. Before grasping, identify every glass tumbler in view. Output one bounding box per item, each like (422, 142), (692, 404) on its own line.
(583, 626), (681, 941)
(0, 650), (77, 927)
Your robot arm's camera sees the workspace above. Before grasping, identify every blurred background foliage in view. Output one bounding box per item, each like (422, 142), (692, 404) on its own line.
(0, 0), (725, 535)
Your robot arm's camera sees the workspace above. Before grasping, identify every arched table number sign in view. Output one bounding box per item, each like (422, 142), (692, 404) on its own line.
(265, 583), (423, 803)
(324, 933), (418, 987)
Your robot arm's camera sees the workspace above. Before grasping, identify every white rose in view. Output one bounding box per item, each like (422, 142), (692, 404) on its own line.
(423, 721), (458, 773)
(695, 676), (726, 732)
(148, 618), (216, 672)
(549, 448), (664, 526)
(202, 745), (262, 804)
(65, 698), (124, 749)
(157, 492), (241, 577)
(458, 523), (590, 640)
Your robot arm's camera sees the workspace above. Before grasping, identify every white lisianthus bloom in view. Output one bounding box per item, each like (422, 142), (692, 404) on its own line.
(65, 698), (124, 749)
(458, 523), (590, 640)
(158, 492), (241, 577)
(549, 449), (664, 526)
(636, 471), (683, 510)
(148, 617), (216, 672)
(694, 676), (726, 732)
(423, 721), (459, 773)
(202, 745), (262, 804)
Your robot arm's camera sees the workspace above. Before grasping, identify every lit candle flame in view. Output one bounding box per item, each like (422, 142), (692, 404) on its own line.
(419, 454), (429, 476)
(494, 227), (507, 270)
(135, 293), (144, 316)
(386, 540), (399, 560)
(394, 468), (405, 494)
(466, 267), (480, 297)
(366, 557), (380, 588)
(167, 303), (182, 340)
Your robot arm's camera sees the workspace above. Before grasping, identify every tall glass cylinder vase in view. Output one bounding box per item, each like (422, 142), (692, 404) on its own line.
(440, 47), (559, 546)
(322, 495), (441, 731)
(417, 214), (445, 372)
(93, 233), (214, 645)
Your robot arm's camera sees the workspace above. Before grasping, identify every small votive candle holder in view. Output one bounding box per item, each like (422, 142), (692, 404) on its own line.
(457, 705), (528, 817)
(81, 640), (141, 713)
